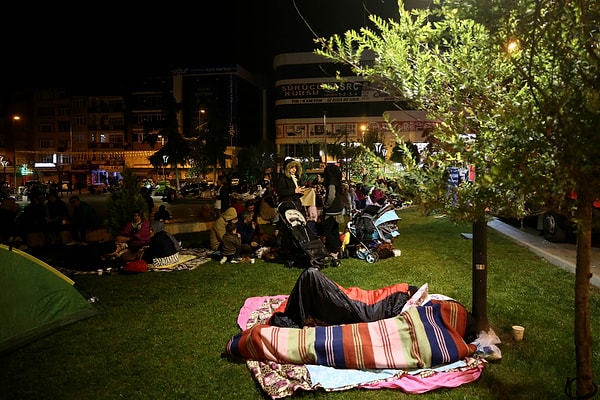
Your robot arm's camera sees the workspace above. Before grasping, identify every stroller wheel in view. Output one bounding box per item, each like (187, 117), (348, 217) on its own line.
(330, 258), (341, 268)
(356, 248), (367, 260)
(284, 260), (295, 269)
(365, 252), (379, 264)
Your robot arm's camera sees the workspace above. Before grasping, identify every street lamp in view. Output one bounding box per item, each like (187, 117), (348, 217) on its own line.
(162, 155), (169, 186)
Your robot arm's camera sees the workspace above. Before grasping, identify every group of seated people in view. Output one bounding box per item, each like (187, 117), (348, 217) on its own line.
(210, 197), (273, 264)
(0, 190), (103, 248)
(104, 208), (181, 269)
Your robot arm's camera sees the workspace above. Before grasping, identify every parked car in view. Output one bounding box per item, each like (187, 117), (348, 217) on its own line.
(537, 196), (600, 243)
(88, 183), (108, 195)
(180, 182), (202, 197)
(22, 180), (48, 196)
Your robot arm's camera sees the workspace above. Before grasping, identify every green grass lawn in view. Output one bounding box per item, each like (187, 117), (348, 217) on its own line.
(2, 207), (599, 399)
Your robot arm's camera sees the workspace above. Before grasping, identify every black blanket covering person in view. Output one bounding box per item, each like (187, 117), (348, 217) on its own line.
(268, 267), (419, 328)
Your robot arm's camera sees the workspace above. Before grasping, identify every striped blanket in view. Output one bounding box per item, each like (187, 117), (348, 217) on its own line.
(225, 300), (475, 369)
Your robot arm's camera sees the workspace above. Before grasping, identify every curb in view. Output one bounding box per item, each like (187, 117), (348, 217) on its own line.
(488, 218), (600, 289)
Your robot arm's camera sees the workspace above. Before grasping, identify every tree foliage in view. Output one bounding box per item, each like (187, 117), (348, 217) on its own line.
(186, 104), (230, 182)
(315, 0), (599, 395)
(104, 167), (148, 237)
(235, 140), (277, 185)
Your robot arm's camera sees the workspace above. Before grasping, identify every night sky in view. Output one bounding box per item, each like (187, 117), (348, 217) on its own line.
(2, 1), (419, 92)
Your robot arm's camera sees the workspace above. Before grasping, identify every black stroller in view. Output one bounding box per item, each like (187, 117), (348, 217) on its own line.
(276, 201), (334, 269)
(347, 203), (401, 263)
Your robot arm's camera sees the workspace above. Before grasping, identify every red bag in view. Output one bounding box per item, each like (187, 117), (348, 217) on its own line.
(123, 259), (148, 273)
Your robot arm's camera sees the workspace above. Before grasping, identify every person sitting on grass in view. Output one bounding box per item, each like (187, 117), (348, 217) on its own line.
(115, 210), (151, 260)
(219, 222), (242, 264)
(209, 206), (238, 252)
(236, 210), (268, 256)
(142, 221), (181, 267)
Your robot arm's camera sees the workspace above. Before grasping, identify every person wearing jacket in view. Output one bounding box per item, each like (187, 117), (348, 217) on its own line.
(143, 221), (181, 267)
(209, 206), (239, 252)
(275, 159), (306, 260)
(275, 159), (305, 213)
(322, 164), (343, 265)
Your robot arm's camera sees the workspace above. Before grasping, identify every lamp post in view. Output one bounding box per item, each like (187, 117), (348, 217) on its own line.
(162, 155), (169, 186)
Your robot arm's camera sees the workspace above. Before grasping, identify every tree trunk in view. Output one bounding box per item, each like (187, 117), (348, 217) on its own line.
(573, 194), (595, 398)
(472, 218), (489, 332)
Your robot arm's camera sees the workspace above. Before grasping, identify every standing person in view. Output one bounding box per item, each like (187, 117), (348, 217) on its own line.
(68, 195), (100, 244)
(142, 221), (181, 267)
(219, 222), (242, 264)
(322, 164), (344, 266)
(275, 159), (305, 213)
(141, 187), (154, 217)
(341, 183), (354, 217)
(275, 159), (306, 260)
(214, 175), (230, 218)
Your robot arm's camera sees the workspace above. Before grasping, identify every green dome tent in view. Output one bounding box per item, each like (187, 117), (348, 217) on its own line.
(0, 244), (97, 355)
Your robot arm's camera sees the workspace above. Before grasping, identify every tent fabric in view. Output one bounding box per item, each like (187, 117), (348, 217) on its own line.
(0, 244), (97, 355)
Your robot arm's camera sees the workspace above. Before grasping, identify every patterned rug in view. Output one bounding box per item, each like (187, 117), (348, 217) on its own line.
(55, 248), (214, 275)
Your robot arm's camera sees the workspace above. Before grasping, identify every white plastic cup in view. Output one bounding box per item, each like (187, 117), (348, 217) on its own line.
(512, 325), (525, 341)
(250, 258), (255, 264)
(97, 269), (103, 276)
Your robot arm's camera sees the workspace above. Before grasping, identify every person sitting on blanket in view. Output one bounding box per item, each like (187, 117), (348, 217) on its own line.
(142, 221), (181, 267)
(108, 210), (152, 262)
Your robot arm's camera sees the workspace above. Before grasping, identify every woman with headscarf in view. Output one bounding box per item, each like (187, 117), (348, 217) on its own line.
(275, 159), (306, 260)
(322, 164), (343, 266)
(275, 159), (305, 213)
(142, 221), (181, 267)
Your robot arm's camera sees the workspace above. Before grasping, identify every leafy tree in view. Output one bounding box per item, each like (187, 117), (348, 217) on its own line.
(145, 93), (190, 191)
(186, 104), (230, 183)
(235, 140), (277, 185)
(316, 0), (599, 394)
(104, 167), (148, 237)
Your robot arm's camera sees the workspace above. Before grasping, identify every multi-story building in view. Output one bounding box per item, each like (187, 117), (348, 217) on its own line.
(0, 53), (432, 193)
(0, 64), (266, 192)
(273, 52), (433, 176)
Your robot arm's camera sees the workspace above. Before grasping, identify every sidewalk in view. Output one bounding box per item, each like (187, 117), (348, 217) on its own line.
(488, 218), (600, 289)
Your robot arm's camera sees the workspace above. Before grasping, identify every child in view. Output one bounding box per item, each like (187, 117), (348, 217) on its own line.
(220, 222), (242, 264)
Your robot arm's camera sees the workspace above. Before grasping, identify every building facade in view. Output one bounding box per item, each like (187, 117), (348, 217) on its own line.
(0, 65), (266, 193)
(273, 52), (433, 175)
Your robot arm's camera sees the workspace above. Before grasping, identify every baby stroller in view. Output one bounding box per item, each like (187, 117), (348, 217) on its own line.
(347, 203), (401, 263)
(276, 201), (333, 269)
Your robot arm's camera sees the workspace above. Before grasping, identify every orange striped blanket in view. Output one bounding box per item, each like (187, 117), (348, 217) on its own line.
(225, 300), (475, 369)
